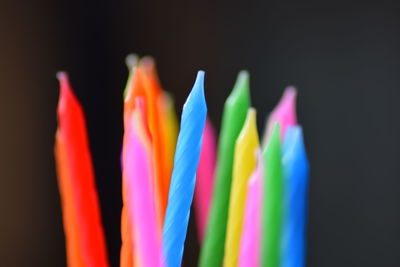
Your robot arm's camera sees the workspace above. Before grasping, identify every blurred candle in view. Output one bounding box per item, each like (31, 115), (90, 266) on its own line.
(55, 131), (84, 267)
(141, 57), (173, 218)
(262, 86), (297, 145)
(199, 71), (251, 267)
(224, 109), (259, 267)
(261, 124), (283, 267)
(124, 66), (166, 231)
(120, 58), (137, 267)
(139, 63), (169, 228)
(194, 118), (217, 243)
(238, 155), (262, 267)
(125, 100), (163, 267)
(55, 72), (109, 267)
(160, 92), (179, 172)
(162, 71), (207, 267)
(281, 126), (309, 267)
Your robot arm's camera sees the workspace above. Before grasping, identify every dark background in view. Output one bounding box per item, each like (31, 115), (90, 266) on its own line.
(1, 1), (400, 266)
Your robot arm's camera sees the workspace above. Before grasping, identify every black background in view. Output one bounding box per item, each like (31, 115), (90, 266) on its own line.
(1, 1), (400, 266)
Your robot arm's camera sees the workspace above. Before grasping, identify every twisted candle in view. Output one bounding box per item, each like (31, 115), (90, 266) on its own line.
(162, 71), (207, 267)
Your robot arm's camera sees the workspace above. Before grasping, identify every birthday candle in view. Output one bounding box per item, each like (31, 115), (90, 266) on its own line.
(261, 124), (283, 267)
(160, 92), (179, 171)
(124, 66), (166, 230)
(238, 156), (262, 267)
(125, 100), (163, 267)
(194, 118), (217, 243)
(55, 72), (109, 267)
(262, 86), (297, 145)
(162, 71), (207, 267)
(121, 60), (138, 267)
(281, 126), (309, 267)
(139, 63), (170, 228)
(199, 71), (250, 267)
(223, 108), (259, 267)
(141, 57), (174, 203)
(55, 132), (84, 267)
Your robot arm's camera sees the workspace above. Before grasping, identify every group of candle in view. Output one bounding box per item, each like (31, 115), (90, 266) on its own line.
(54, 55), (309, 267)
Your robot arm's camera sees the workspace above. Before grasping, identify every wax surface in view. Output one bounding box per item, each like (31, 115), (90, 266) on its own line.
(141, 57), (174, 220)
(139, 64), (169, 228)
(160, 92), (179, 185)
(199, 71), (251, 267)
(262, 86), (297, 146)
(55, 72), (109, 267)
(55, 135), (85, 267)
(121, 63), (136, 267)
(162, 71), (207, 267)
(223, 108), (259, 267)
(261, 124), (283, 267)
(281, 126), (309, 267)
(124, 65), (167, 230)
(238, 158), (262, 267)
(125, 104), (163, 267)
(194, 118), (217, 243)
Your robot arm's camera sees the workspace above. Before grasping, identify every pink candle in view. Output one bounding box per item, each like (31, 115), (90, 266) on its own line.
(194, 118), (217, 243)
(238, 158), (263, 267)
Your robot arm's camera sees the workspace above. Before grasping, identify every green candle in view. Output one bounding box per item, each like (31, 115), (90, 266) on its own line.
(199, 71), (251, 267)
(261, 123), (284, 267)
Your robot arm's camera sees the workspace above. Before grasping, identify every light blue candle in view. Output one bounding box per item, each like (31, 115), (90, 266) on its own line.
(162, 71), (207, 267)
(281, 126), (309, 267)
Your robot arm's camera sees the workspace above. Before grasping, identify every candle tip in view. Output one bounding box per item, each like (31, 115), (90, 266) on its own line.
(227, 70), (250, 106)
(56, 71), (72, 113)
(281, 86), (297, 106)
(56, 71), (67, 82)
(233, 70), (249, 94)
(125, 54), (139, 70)
(185, 71), (206, 111)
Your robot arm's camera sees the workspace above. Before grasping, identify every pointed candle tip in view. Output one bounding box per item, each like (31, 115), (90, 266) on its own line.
(282, 86), (297, 103)
(238, 70), (249, 81)
(196, 70), (205, 84)
(237, 107), (259, 144)
(227, 70), (250, 107)
(56, 71), (67, 82)
(191, 70), (206, 102)
(233, 70), (249, 93)
(140, 56), (155, 68)
(125, 54), (139, 70)
(56, 71), (70, 105)
(247, 107), (257, 125)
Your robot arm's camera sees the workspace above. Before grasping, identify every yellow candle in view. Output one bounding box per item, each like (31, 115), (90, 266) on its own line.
(223, 108), (259, 267)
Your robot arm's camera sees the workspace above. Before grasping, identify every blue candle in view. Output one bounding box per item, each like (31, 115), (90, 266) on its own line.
(281, 126), (309, 267)
(162, 71), (207, 267)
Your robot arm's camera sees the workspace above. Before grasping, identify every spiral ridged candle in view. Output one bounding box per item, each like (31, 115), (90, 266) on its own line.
(162, 71), (207, 267)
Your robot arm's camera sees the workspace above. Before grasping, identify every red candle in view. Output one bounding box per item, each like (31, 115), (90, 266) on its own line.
(55, 72), (109, 267)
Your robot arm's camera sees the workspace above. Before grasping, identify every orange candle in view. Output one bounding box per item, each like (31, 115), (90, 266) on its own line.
(124, 61), (170, 230)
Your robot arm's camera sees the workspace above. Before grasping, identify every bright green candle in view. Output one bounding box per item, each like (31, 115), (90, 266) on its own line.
(199, 71), (250, 267)
(261, 123), (284, 267)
